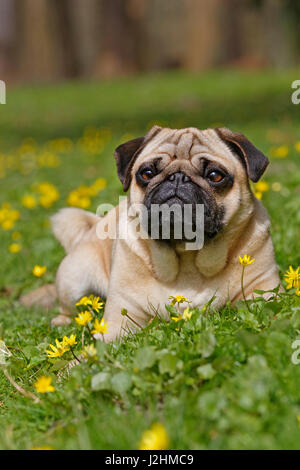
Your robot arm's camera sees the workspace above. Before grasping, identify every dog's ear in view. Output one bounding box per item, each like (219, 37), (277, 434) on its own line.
(114, 137), (144, 191)
(114, 125), (162, 191)
(215, 127), (269, 182)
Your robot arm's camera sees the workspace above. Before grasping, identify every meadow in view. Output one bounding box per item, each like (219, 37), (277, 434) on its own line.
(0, 69), (300, 450)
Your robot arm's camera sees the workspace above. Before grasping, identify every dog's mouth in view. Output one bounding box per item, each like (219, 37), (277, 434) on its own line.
(142, 176), (224, 243)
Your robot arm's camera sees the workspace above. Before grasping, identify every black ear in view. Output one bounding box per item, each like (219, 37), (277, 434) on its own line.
(114, 137), (145, 191)
(215, 127), (269, 182)
(114, 125), (162, 191)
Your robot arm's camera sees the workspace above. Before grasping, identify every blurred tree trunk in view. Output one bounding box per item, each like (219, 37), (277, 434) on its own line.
(95, 0), (149, 78)
(18, 0), (65, 81)
(222, 0), (244, 64)
(261, 0), (293, 67)
(94, 0), (133, 78)
(67, 0), (100, 77)
(183, 0), (222, 70)
(145, 0), (186, 70)
(0, 0), (15, 80)
(125, 0), (148, 71)
(2, 0), (298, 82)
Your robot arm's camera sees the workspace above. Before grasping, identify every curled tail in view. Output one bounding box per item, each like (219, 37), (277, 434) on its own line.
(51, 208), (100, 253)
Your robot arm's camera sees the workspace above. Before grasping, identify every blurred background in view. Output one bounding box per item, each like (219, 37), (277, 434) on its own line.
(0, 0), (299, 290)
(1, 1), (300, 451)
(1, 0), (300, 83)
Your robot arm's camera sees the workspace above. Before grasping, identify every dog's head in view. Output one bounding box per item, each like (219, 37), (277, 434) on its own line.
(114, 126), (269, 243)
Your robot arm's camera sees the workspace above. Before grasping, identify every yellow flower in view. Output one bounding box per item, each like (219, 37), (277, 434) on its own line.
(90, 296), (104, 312)
(1, 219), (14, 230)
(171, 315), (182, 322)
(85, 185), (99, 197)
(284, 266), (300, 290)
(82, 344), (97, 360)
(77, 185), (94, 197)
(0, 204), (20, 230)
(139, 423), (169, 450)
(255, 181), (269, 193)
(46, 339), (69, 358)
(295, 142), (300, 152)
(62, 334), (77, 347)
(8, 209), (20, 221)
(88, 179), (107, 196)
(78, 196), (91, 209)
(270, 145), (289, 158)
(46, 137), (73, 154)
(34, 182), (59, 208)
(22, 194), (37, 209)
(297, 414), (300, 427)
(67, 190), (91, 209)
(75, 310), (93, 326)
(76, 295), (92, 307)
(33, 265), (47, 277)
(67, 190), (80, 206)
(9, 243), (21, 253)
(37, 152), (61, 169)
(169, 295), (191, 306)
(92, 178), (107, 191)
(39, 193), (58, 209)
(183, 307), (193, 320)
(76, 295), (104, 311)
(35, 182), (58, 194)
(239, 254), (255, 266)
(91, 318), (109, 335)
(254, 191), (262, 200)
(34, 376), (55, 393)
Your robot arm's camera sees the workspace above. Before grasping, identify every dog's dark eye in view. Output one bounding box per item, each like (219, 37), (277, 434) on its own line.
(136, 166), (157, 187)
(140, 169), (154, 181)
(206, 170), (225, 183)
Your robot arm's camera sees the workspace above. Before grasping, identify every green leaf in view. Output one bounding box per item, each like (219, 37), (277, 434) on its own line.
(96, 340), (108, 356)
(197, 363), (216, 380)
(134, 346), (157, 370)
(165, 304), (179, 316)
(159, 353), (180, 376)
(111, 372), (132, 394)
(236, 330), (260, 348)
(263, 301), (282, 314)
(291, 308), (300, 329)
(22, 345), (40, 358)
(91, 372), (112, 391)
(212, 355), (234, 371)
(50, 359), (69, 371)
(197, 331), (216, 358)
(265, 331), (289, 360)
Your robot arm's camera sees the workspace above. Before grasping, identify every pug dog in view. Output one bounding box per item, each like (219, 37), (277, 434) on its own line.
(49, 125), (280, 341)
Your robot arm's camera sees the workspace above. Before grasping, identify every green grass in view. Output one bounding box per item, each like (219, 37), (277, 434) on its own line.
(0, 69), (300, 450)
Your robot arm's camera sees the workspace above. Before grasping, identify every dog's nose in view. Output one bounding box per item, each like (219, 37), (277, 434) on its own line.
(167, 172), (191, 184)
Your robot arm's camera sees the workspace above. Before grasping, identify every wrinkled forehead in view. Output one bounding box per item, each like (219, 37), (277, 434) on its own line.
(135, 127), (238, 171)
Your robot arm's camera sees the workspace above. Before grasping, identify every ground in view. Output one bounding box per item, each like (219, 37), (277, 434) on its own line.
(0, 69), (300, 450)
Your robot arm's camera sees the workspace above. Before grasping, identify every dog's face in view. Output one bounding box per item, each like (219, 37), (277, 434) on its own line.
(114, 126), (269, 243)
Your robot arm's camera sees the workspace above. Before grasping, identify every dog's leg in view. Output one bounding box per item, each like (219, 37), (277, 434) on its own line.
(20, 283), (57, 310)
(102, 289), (132, 342)
(52, 240), (111, 327)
